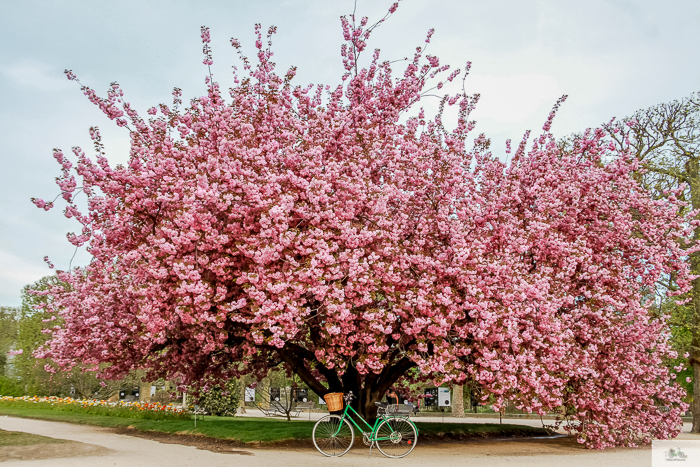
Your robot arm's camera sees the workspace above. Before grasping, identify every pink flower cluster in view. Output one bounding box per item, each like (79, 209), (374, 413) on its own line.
(35, 3), (692, 449)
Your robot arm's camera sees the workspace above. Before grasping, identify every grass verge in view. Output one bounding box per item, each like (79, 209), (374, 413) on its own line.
(0, 428), (67, 447)
(0, 404), (549, 445)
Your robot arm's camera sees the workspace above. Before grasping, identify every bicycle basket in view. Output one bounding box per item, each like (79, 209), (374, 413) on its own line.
(324, 392), (344, 412)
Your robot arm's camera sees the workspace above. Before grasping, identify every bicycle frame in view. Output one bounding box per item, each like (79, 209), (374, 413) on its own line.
(333, 403), (415, 442)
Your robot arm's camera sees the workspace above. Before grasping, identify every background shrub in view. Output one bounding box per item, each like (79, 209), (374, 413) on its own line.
(197, 379), (240, 416)
(0, 377), (24, 397)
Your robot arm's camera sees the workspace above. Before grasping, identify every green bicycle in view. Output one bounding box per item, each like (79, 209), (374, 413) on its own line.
(312, 391), (418, 458)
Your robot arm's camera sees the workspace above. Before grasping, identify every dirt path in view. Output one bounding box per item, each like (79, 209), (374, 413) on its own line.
(0, 415), (697, 466)
(0, 441), (108, 463)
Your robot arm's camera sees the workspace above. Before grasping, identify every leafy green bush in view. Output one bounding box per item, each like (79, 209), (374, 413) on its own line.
(0, 377), (24, 397)
(197, 379), (240, 416)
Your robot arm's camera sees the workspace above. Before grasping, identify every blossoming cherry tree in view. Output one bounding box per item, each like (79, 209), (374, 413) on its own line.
(33, 3), (693, 448)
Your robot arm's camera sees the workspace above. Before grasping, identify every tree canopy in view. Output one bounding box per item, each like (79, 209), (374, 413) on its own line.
(604, 92), (700, 432)
(31, 4), (695, 448)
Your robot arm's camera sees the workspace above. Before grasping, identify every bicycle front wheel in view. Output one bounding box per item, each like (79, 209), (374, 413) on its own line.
(375, 417), (418, 458)
(312, 415), (355, 457)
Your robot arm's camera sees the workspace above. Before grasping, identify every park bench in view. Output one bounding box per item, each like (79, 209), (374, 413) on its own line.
(253, 400), (281, 417)
(297, 401), (315, 414)
(377, 402), (416, 417)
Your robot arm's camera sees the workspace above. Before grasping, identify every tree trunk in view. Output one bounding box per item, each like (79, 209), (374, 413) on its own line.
(277, 347), (417, 421)
(452, 385), (466, 418)
(334, 365), (386, 422)
(238, 377), (246, 414)
(286, 387), (294, 422)
(691, 273), (700, 433)
(693, 360), (700, 433)
(689, 157), (700, 434)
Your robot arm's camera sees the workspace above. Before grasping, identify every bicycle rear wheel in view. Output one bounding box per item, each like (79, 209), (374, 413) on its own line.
(375, 417), (417, 458)
(312, 415), (355, 457)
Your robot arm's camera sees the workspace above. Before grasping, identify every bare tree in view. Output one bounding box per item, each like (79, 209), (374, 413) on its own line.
(254, 384), (302, 421)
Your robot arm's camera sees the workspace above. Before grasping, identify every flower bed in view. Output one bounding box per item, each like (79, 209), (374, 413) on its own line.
(0, 396), (190, 420)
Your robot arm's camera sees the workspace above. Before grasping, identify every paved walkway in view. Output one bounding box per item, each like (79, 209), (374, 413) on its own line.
(0, 414), (697, 466)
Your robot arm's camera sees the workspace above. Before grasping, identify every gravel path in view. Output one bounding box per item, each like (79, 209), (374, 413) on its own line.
(0, 415), (697, 466)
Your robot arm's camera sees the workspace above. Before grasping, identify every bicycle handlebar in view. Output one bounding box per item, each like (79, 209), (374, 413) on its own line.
(344, 391), (354, 403)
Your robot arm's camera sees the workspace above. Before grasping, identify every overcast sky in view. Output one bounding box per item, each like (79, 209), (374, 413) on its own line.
(1, 0), (699, 306)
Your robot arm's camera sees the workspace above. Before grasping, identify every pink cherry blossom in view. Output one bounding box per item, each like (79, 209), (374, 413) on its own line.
(33, 5), (693, 449)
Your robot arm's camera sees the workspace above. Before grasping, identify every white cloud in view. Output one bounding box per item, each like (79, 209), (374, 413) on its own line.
(1, 60), (70, 92)
(468, 72), (563, 125)
(0, 248), (50, 305)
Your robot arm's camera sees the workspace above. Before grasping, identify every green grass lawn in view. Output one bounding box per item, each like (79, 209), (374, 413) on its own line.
(0, 429), (67, 447)
(0, 404), (549, 444)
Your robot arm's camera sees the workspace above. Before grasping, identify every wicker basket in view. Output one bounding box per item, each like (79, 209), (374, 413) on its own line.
(324, 393), (344, 412)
